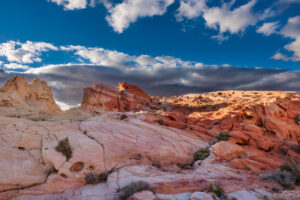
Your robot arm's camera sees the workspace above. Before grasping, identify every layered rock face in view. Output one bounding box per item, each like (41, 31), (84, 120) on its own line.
(0, 76), (299, 200)
(155, 91), (300, 171)
(0, 76), (61, 115)
(81, 82), (151, 113)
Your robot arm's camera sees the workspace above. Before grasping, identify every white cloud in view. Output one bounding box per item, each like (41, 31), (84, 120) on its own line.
(284, 38), (300, 61)
(60, 45), (204, 73)
(271, 52), (289, 61)
(0, 41), (58, 64)
(256, 21), (280, 36)
(272, 16), (300, 62)
(177, 0), (272, 40)
(49, 0), (88, 10)
(105, 0), (174, 33)
(280, 16), (300, 39)
(4, 63), (30, 70)
(176, 0), (207, 20)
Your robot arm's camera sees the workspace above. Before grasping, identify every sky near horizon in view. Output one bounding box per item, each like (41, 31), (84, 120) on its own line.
(0, 0), (300, 109)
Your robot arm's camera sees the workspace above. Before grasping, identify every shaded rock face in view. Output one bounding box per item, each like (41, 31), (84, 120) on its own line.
(81, 81), (151, 113)
(0, 75), (61, 114)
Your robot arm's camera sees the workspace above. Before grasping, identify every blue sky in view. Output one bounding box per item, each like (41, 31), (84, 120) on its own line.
(0, 0), (300, 109)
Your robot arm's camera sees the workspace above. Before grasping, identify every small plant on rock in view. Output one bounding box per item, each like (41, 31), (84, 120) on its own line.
(216, 132), (230, 142)
(261, 170), (295, 190)
(120, 114), (128, 120)
(157, 119), (165, 126)
(194, 147), (210, 161)
(55, 137), (72, 160)
(208, 184), (226, 199)
(85, 172), (108, 184)
(280, 161), (300, 186)
(119, 181), (153, 200)
(210, 132), (231, 145)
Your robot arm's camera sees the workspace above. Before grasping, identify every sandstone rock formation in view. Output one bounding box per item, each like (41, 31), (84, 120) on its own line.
(0, 76), (299, 200)
(81, 81), (151, 113)
(0, 76), (61, 118)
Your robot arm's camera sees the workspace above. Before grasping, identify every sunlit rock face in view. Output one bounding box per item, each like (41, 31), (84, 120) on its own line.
(81, 81), (152, 113)
(0, 76), (299, 200)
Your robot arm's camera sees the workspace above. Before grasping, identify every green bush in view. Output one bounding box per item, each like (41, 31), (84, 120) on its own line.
(55, 137), (72, 160)
(210, 132), (231, 145)
(194, 147), (210, 161)
(85, 172), (108, 184)
(119, 181), (153, 200)
(120, 114), (128, 120)
(216, 132), (230, 142)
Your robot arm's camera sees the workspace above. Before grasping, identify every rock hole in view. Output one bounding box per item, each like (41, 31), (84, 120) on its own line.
(18, 147), (25, 151)
(60, 173), (67, 178)
(70, 161), (84, 172)
(88, 165), (94, 170)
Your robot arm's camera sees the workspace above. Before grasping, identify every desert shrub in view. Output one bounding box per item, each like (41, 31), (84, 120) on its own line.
(55, 137), (72, 160)
(208, 184), (226, 198)
(85, 172), (108, 184)
(261, 170), (295, 190)
(216, 132), (230, 142)
(194, 147), (210, 161)
(120, 114), (128, 120)
(210, 132), (230, 145)
(119, 181), (153, 200)
(271, 187), (280, 193)
(280, 161), (300, 185)
(290, 145), (300, 154)
(280, 163), (294, 173)
(157, 119), (165, 126)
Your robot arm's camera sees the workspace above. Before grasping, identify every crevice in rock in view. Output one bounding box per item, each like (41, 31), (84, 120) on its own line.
(78, 123), (107, 171)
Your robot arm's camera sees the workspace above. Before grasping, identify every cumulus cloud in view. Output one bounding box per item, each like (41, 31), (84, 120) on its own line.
(256, 21), (280, 36)
(105, 0), (174, 33)
(176, 0), (207, 20)
(60, 45), (204, 72)
(272, 16), (300, 61)
(49, 0), (88, 10)
(177, 0), (271, 40)
(0, 41), (58, 64)
(61, 45), (133, 67)
(272, 52), (289, 61)
(48, 0), (175, 32)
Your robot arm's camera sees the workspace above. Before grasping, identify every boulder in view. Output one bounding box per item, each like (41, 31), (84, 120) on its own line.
(191, 192), (213, 200)
(128, 190), (157, 200)
(212, 141), (244, 161)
